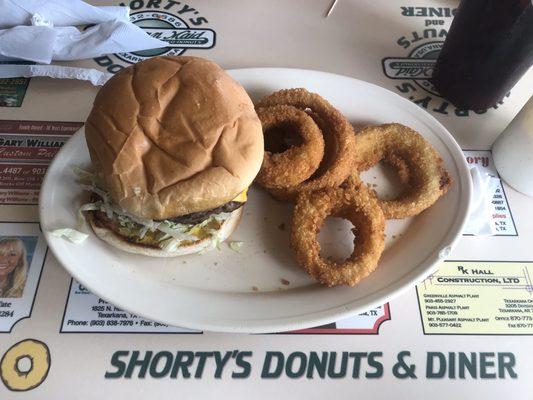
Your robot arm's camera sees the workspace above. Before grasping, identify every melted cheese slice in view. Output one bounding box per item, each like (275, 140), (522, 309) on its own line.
(232, 188), (248, 203)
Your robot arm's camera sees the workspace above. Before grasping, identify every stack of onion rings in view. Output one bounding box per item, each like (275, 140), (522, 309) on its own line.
(253, 89), (452, 288)
(256, 88), (356, 200)
(255, 105), (324, 188)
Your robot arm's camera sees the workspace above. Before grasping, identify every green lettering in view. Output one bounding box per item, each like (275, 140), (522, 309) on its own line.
(177, 4), (195, 14)
(125, 351), (152, 378)
(105, 351), (129, 379)
(170, 351), (194, 378)
(498, 353), (517, 378)
(189, 17), (209, 26)
(480, 352), (496, 379)
(94, 55), (113, 67)
(401, 7), (414, 16)
(129, 0), (144, 10)
(397, 37), (411, 49)
(459, 352), (477, 379)
(395, 82), (417, 93)
(232, 351), (252, 379)
(214, 352), (232, 378)
(432, 101), (450, 115)
(307, 352), (327, 378)
(146, 0), (161, 7)
(448, 352), (456, 378)
(413, 96), (431, 109)
(327, 352), (348, 378)
(286, 352), (307, 378)
(426, 352), (446, 378)
(149, 351), (173, 378)
(194, 352), (214, 378)
(366, 352), (383, 378)
(261, 352), (284, 378)
(349, 352), (365, 378)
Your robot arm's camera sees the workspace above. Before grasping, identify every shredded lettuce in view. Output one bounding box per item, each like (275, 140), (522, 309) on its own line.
(50, 228), (89, 244)
(228, 241), (244, 253)
(159, 215), (229, 251)
(73, 166), (105, 191)
(78, 201), (102, 229)
(198, 233), (222, 254)
(72, 166), (94, 183)
(74, 166), (231, 251)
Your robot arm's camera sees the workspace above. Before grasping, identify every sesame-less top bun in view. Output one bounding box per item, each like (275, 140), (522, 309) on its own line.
(85, 56), (263, 220)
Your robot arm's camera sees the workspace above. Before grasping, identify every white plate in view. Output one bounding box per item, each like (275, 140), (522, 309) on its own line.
(40, 68), (472, 333)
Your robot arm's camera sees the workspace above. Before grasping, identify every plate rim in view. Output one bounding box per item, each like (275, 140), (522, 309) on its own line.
(39, 67), (473, 333)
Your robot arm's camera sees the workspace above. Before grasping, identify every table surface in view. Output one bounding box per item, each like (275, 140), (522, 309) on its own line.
(0, 0), (532, 398)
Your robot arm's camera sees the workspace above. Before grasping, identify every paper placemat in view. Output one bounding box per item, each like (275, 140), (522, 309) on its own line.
(0, 1), (532, 398)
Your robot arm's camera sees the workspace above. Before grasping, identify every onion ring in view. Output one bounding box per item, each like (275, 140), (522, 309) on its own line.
(256, 88), (356, 200)
(290, 178), (385, 287)
(353, 123), (452, 219)
(255, 105), (325, 188)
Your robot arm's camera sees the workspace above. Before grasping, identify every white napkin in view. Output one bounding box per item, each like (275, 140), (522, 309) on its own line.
(464, 167), (500, 236)
(0, 0), (167, 64)
(0, 26), (57, 63)
(0, 64), (112, 85)
(0, 0), (129, 28)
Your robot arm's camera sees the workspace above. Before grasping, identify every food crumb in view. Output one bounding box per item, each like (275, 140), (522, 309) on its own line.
(182, 261), (187, 264)
(278, 222), (286, 231)
(252, 286), (259, 292)
(214, 262), (218, 266)
(281, 278), (290, 286)
(228, 241), (244, 253)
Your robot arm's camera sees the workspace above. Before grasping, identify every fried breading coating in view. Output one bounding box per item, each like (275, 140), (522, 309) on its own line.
(290, 179), (385, 287)
(353, 123), (451, 219)
(255, 105), (325, 188)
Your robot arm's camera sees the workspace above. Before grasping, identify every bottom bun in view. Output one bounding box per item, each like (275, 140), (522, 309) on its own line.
(88, 208), (243, 257)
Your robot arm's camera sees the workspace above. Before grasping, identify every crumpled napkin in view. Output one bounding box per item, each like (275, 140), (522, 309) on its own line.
(0, 63), (113, 85)
(0, 0), (166, 64)
(464, 167), (500, 236)
(0, 0), (129, 28)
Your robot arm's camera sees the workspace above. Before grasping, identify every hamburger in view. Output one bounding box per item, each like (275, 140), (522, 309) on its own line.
(81, 56), (263, 256)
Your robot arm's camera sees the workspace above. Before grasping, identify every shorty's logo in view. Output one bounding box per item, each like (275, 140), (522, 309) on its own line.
(382, 8), (508, 116)
(93, 1), (215, 72)
(115, 10), (215, 64)
(382, 41), (442, 96)
(381, 25), (447, 98)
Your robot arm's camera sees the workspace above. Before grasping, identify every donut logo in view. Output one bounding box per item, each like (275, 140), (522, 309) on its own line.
(0, 339), (51, 391)
(93, 1), (216, 73)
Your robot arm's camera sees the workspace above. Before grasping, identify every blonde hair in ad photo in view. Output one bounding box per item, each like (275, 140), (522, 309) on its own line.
(0, 237), (28, 298)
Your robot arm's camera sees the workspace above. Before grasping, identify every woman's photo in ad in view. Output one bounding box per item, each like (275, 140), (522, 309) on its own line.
(0, 237), (29, 298)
